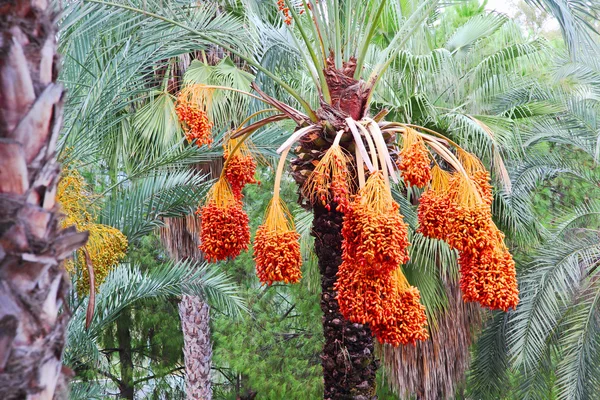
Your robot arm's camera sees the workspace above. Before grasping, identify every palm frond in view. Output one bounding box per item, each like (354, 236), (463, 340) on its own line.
(467, 312), (512, 400)
(508, 240), (600, 391)
(525, 0), (600, 55)
(183, 57), (254, 130)
(555, 276), (600, 400)
(445, 13), (508, 54)
(65, 260), (246, 367)
(294, 208), (319, 294)
(99, 168), (210, 242)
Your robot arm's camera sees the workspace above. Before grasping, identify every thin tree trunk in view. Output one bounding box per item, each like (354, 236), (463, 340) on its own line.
(159, 159), (221, 400)
(160, 215), (213, 400)
(0, 1), (88, 399)
(179, 294), (212, 400)
(312, 204), (378, 400)
(117, 309), (135, 400)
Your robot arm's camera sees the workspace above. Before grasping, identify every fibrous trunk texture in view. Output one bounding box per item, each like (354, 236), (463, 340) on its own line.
(160, 215), (213, 400)
(160, 163), (220, 400)
(179, 294), (212, 400)
(381, 279), (482, 399)
(0, 1), (88, 398)
(312, 205), (378, 400)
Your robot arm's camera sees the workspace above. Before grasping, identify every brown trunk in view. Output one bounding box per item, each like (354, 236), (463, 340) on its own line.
(312, 204), (378, 400)
(0, 1), (88, 399)
(179, 294), (212, 400)
(307, 63), (378, 400)
(159, 158), (222, 400)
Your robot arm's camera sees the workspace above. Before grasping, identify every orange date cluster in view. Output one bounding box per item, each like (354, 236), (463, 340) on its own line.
(198, 200), (250, 262)
(458, 230), (519, 311)
(277, 0), (292, 24)
(198, 179), (250, 262)
(224, 153), (257, 200)
(335, 263), (429, 346)
(342, 200), (410, 276)
(253, 197), (302, 285)
(335, 172), (428, 346)
(175, 97), (213, 148)
(303, 143), (352, 213)
(254, 227), (302, 285)
(417, 167), (519, 311)
(397, 128), (432, 188)
(370, 283), (429, 346)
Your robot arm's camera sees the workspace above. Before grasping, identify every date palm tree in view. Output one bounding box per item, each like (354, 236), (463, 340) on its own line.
(57, 3), (257, 397)
(84, 1), (516, 397)
(82, 0), (598, 398)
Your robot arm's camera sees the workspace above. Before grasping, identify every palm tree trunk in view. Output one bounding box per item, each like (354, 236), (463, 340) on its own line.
(160, 159), (221, 400)
(0, 1), (88, 398)
(160, 215), (213, 400)
(312, 204), (378, 400)
(179, 293), (212, 400)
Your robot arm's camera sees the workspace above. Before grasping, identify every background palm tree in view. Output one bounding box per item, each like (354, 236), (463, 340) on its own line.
(468, 46), (600, 399)
(56, 2), (252, 397)
(525, 0), (600, 54)
(0, 1), (88, 397)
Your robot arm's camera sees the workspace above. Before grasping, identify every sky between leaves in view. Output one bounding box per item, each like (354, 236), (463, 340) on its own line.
(485, 0), (560, 31)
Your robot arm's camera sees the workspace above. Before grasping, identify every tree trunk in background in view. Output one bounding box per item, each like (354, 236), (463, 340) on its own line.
(179, 293), (212, 400)
(161, 216), (213, 400)
(159, 158), (222, 400)
(381, 280), (482, 399)
(312, 205), (378, 400)
(0, 1), (88, 398)
(117, 309), (135, 400)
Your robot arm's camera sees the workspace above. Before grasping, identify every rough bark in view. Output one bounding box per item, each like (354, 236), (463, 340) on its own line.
(179, 294), (212, 400)
(161, 215), (213, 400)
(312, 204), (378, 400)
(159, 159), (221, 400)
(0, 1), (88, 399)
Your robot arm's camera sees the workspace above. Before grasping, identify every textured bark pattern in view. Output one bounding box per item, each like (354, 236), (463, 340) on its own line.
(160, 158), (221, 400)
(382, 279), (482, 399)
(179, 295), (212, 400)
(0, 1), (88, 399)
(160, 215), (213, 400)
(312, 205), (378, 400)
